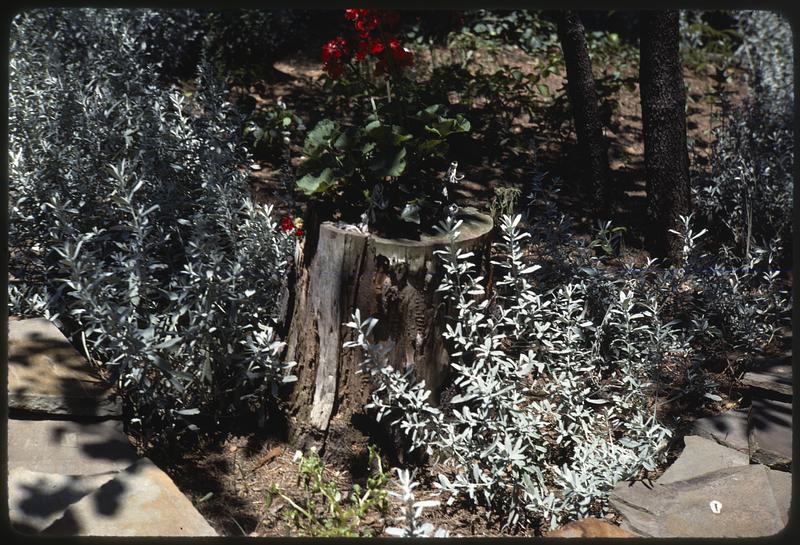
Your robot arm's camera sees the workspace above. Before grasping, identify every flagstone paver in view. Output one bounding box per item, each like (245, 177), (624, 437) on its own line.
(690, 409), (750, 453)
(43, 458), (218, 536)
(8, 318), (121, 417)
(610, 464), (791, 538)
(6, 318), (221, 536)
(8, 467), (117, 533)
(7, 418), (139, 475)
(748, 397), (792, 470)
(657, 435), (749, 485)
(742, 356), (792, 398)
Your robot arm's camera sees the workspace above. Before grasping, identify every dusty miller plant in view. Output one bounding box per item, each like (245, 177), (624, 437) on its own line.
(345, 211), (674, 531)
(385, 469), (450, 538)
(687, 12), (792, 352)
(694, 10), (793, 262)
(9, 9), (296, 446)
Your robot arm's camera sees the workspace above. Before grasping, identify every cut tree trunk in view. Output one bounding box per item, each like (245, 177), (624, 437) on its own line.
(282, 208), (493, 452)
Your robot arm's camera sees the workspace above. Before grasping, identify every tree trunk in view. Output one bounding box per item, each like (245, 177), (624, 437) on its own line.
(283, 208), (493, 453)
(639, 10), (692, 263)
(557, 10), (612, 219)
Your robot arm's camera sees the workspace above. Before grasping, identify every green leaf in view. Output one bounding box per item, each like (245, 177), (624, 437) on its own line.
(416, 138), (447, 157)
(197, 492), (214, 504)
(537, 83), (550, 97)
(304, 119), (337, 153)
(392, 128), (414, 145)
(296, 168), (335, 195)
(334, 127), (357, 150)
(427, 115), (470, 138)
(369, 147), (406, 177)
(414, 104), (442, 124)
(385, 147), (407, 177)
(361, 142), (376, 156)
(364, 119), (382, 133)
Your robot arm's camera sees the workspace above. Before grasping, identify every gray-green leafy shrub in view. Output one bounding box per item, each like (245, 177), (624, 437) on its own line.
(385, 469), (450, 538)
(9, 9), (296, 445)
(346, 184), (789, 531)
(669, 214), (789, 356)
(687, 10), (793, 358)
(694, 10), (793, 258)
(346, 212), (675, 531)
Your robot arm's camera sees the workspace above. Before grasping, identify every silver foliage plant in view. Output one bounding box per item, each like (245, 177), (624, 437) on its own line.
(346, 212), (676, 531)
(9, 9), (296, 444)
(346, 178), (789, 531)
(694, 10), (793, 259)
(386, 469), (450, 538)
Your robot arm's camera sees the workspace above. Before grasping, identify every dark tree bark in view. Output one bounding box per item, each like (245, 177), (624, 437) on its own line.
(556, 10), (612, 219)
(639, 10), (692, 262)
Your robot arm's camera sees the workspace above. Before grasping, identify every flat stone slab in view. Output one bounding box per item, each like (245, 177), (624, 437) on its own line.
(610, 464), (790, 538)
(7, 418), (138, 475)
(8, 467), (117, 533)
(8, 318), (121, 417)
(658, 435), (749, 485)
(690, 409), (750, 453)
(749, 397), (792, 470)
(766, 469), (792, 526)
(43, 458), (217, 536)
(742, 357), (792, 398)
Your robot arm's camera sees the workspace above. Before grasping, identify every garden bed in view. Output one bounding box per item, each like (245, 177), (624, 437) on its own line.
(9, 8), (792, 538)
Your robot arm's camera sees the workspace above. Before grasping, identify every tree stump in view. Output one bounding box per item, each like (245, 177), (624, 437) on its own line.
(282, 207), (493, 451)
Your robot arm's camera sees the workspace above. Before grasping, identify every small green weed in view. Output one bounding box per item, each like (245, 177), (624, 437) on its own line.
(267, 446), (389, 537)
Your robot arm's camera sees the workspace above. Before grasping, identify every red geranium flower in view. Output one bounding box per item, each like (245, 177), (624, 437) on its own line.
(322, 37), (350, 77)
(371, 40), (385, 55)
(296, 229), (305, 237)
(355, 39), (370, 61)
(280, 216), (294, 233)
(324, 11), (411, 78)
(354, 38), (386, 61)
(344, 8), (367, 21)
(322, 37), (349, 62)
(388, 37), (414, 65)
(350, 10), (380, 37)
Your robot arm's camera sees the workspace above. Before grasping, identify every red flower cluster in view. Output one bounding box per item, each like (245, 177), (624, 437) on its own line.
(345, 9), (380, 37)
(279, 216), (304, 237)
(375, 36), (414, 75)
(321, 36), (350, 78)
(321, 9), (413, 79)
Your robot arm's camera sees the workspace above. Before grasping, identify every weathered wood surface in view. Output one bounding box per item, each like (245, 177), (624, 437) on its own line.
(283, 208), (493, 450)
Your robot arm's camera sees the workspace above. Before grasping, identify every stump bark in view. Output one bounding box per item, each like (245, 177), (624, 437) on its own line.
(283, 208), (493, 450)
